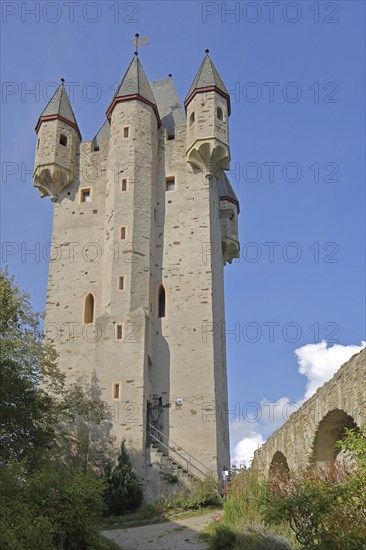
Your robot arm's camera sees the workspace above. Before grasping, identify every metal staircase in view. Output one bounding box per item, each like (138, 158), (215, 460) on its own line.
(148, 423), (215, 481)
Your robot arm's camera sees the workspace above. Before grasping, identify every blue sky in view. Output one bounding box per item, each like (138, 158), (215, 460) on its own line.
(1, 1), (365, 462)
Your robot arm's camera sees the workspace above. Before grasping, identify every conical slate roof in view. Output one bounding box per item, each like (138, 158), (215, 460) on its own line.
(35, 81), (81, 139)
(185, 51), (229, 102)
(106, 54), (160, 125)
(41, 82), (78, 123)
(113, 54), (156, 104)
(217, 173), (240, 213)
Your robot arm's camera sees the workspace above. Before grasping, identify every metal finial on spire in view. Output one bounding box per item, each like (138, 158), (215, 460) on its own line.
(60, 78), (65, 84)
(131, 33), (150, 55)
(205, 49), (210, 55)
(168, 73), (172, 77)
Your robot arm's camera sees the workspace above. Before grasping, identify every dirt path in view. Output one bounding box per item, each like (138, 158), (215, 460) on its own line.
(101, 510), (218, 550)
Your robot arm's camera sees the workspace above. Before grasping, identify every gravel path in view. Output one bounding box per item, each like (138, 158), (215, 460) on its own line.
(102, 510), (218, 550)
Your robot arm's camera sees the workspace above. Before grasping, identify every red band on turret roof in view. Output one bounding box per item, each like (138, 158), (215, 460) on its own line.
(220, 195), (240, 213)
(184, 86), (231, 116)
(106, 94), (161, 127)
(35, 114), (82, 141)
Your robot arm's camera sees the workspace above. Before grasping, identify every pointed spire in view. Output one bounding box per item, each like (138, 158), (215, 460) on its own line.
(35, 79), (81, 140)
(185, 51), (231, 115)
(106, 55), (160, 126)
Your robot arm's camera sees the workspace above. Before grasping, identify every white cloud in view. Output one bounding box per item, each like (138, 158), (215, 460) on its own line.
(230, 341), (365, 467)
(232, 432), (264, 468)
(294, 340), (366, 400)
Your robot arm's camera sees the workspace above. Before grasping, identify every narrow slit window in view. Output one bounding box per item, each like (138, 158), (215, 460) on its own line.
(119, 226), (127, 240)
(80, 188), (91, 203)
(189, 112), (195, 125)
(118, 276), (125, 290)
(158, 285), (166, 318)
(113, 383), (120, 399)
(60, 134), (68, 146)
(121, 178), (128, 192)
(166, 177), (175, 192)
(217, 107), (224, 121)
(84, 293), (94, 324)
(115, 324), (123, 341)
(37, 139), (40, 150)
(123, 126), (129, 138)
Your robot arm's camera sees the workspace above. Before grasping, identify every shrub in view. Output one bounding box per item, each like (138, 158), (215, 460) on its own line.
(262, 426), (366, 549)
(0, 463), (109, 549)
(103, 439), (143, 515)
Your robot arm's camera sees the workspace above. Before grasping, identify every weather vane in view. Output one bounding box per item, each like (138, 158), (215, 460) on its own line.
(131, 33), (150, 55)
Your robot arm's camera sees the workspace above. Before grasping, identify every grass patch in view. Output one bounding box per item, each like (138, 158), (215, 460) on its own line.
(100, 478), (222, 530)
(201, 468), (297, 550)
(100, 503), (222, 530)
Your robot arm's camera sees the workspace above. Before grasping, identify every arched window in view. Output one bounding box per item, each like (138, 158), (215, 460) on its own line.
(217, 107), (224, 121)
(60, 134), (68, 146)
(158, 285), (166, 318)
(189, 112), (195, 125)
(84, 293), (94, 323)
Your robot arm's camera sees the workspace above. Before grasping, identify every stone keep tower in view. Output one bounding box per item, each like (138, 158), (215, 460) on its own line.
(33, 51), (240, 500)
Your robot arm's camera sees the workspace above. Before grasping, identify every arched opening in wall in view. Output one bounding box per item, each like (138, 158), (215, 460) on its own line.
(217, 107), (224, 121)
(60, 134), (68, 146)
(84, 293), (94, 324)
(158, 285), (166, 318)
(269, 451), (290, 479)
(189, 112), (195, 125)
(311, 409), (358, 466)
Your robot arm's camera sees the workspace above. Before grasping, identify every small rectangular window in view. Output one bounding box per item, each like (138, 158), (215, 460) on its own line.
(123, 126), (129, 139)
(121, 178), (128, 192)
(115, 324), (123, 341)
(60, 134), (68, 146)
(113, 383), (120, 399)
(166, 177), (175, 192)
(118, 276), (125, 290)
(80, 188), (91, 203)
(119, 226), (127, 240)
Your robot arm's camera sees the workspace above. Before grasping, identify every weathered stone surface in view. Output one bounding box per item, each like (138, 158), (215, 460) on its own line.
(253, 348), (366, 476)
(33, 54), (239, 501)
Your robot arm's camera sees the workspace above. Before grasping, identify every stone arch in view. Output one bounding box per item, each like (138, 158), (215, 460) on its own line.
(311, 409), (357, 465)
(269, 451), (290, 478)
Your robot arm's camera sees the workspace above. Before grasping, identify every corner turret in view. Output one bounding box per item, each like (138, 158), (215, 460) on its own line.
(106, 53), (160, 126)
(33, 79), (81, 202)
(185, 50), (231, 177)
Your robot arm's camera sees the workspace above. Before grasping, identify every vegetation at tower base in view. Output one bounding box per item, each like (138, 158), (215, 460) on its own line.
(0, 268), (120, 549)
(205, 427), (366, 550)
(103, 439), (143, 515)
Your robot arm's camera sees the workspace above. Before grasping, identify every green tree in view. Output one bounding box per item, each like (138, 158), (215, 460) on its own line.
(0, 268), (64, 468)
(0, 268), (114, 471)
(104, 439), (143, 514)
(0, 269), (119, 548)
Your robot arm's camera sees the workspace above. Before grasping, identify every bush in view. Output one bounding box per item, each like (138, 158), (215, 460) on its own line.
(205, 468), (294, 550)
(0, 463), (109, 550)
(103, 439), (143, 515)
(262, 427), (366, 549)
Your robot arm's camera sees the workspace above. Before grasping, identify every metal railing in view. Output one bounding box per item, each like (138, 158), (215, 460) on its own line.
(148, 423), (215, 480)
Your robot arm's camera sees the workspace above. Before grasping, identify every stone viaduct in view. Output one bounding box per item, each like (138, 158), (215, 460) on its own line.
(253, 348), (366, 477)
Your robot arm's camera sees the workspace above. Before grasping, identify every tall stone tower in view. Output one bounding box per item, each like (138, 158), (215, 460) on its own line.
(33, 50), (240, 501)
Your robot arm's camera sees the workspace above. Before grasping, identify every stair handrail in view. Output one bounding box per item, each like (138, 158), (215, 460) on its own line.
(148, 423), (215, 479)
